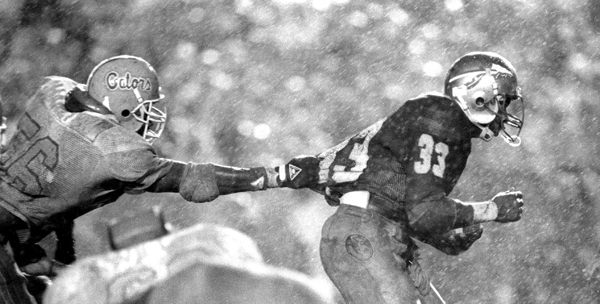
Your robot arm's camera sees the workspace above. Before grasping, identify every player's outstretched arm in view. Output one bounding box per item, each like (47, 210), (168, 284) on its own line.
(202, 154), (320, 194)
(147, 155), (320, 203)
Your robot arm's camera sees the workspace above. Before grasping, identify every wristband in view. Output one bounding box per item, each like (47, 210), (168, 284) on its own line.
(472, 201), (498, 222)
(266, 167), (280, 188)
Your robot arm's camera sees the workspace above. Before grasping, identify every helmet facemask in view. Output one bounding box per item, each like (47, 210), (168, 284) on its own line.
(132, 88), (166, 143)
(495, 92), (524, 146)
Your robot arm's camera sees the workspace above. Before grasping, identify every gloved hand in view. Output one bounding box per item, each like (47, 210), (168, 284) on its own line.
(275, 155), (320, 189)
(14, 243), (57, 276)
(14, 243), (47, 268)
(492, 190), (524, 223)
(419, 224), (484, 256)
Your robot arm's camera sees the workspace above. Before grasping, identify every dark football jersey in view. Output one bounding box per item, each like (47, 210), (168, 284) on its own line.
(319, 93), (474, 234)
(0, 77), (175, 239)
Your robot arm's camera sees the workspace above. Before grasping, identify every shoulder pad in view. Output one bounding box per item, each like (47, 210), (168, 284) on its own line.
(401, 93), (469, 142)
(95, 125), (155, 155)
(41, 76), (81, 95)
(65, 112), (119, 142)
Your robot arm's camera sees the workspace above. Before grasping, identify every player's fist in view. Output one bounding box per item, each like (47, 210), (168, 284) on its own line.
(276, 155), (320, 189)
(492, 190), (524, 223)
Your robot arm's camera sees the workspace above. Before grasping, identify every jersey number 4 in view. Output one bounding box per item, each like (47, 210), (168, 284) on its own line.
(414, 134), (449, 178)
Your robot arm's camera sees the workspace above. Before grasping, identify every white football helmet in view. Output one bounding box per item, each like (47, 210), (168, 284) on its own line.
(87, 55), (166, 143)
(444, 52), (524, 146)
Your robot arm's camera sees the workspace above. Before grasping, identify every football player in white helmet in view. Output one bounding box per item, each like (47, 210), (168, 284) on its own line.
(85, 55), (167, 143)
(314, 52), (524, 303)
(0, 55), (320, 304)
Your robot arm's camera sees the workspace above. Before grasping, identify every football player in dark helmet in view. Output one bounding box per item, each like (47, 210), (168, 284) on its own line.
(314, 52), (524, 303)
(0, 55), (320, 304)
(445, 51), (524, 146)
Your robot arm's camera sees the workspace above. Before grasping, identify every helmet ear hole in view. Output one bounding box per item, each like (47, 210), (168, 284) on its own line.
(121, 109), (131, 118)
(475, 97), (485, 106)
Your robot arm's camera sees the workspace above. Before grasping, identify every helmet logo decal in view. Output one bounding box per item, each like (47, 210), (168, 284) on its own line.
(449, 64), (514, 88)
(463, 73), (486, 90)
(491, 63), (512, 76)
(106, 71), (152, 92)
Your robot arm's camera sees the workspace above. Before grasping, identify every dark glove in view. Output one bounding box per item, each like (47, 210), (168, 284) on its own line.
(14, 243), (56, 276)
(419, 224), (484, 256)
(14, 243), (47, 267)
(492, 190), (524, 223)
(275, 155), (320, 189)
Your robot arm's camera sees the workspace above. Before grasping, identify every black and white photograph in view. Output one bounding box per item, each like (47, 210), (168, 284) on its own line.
(0, 0), (598, 303)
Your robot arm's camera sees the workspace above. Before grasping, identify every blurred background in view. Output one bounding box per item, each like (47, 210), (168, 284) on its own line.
(1, 0), (600, 303)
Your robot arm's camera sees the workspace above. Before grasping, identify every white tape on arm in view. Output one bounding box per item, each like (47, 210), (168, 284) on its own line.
(278, 166), (286, 181)
(471, 201), (499, 223)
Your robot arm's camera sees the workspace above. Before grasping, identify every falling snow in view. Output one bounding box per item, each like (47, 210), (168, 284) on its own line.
(1, 0), (600, 303)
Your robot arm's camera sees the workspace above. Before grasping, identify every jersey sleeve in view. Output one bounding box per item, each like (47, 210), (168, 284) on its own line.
(95, 127), (175, 193)
(388, 97), (472, 236)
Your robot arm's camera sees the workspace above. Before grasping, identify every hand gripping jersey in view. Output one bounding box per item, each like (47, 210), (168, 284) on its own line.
(319, 93), (475, 236)
(0, 77), (179, 241)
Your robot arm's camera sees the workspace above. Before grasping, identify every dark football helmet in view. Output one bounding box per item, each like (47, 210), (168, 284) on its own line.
(87, 55), (166, 143)
(444, 52), (524, 146)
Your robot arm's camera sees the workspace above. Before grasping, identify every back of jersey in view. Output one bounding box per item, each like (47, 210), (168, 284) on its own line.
(0, 77), (120, 228)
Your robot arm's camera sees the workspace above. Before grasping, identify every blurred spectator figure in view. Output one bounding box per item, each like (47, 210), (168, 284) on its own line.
(314, 52), (525, 303)
(44, 208), (331, 304)
(0, 55), (320, 304)
(0, 93), (6, 150)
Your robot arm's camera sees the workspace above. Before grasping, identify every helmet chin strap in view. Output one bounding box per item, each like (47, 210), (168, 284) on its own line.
(450, 93), (495, 142)
(475, 123), (494, 142)
(474, 121), (522, 147)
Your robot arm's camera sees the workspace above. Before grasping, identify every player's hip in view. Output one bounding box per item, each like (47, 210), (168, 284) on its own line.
(321, 203), (411, 250)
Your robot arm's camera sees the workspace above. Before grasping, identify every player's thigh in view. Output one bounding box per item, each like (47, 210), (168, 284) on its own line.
(320, 209), (416, 304)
